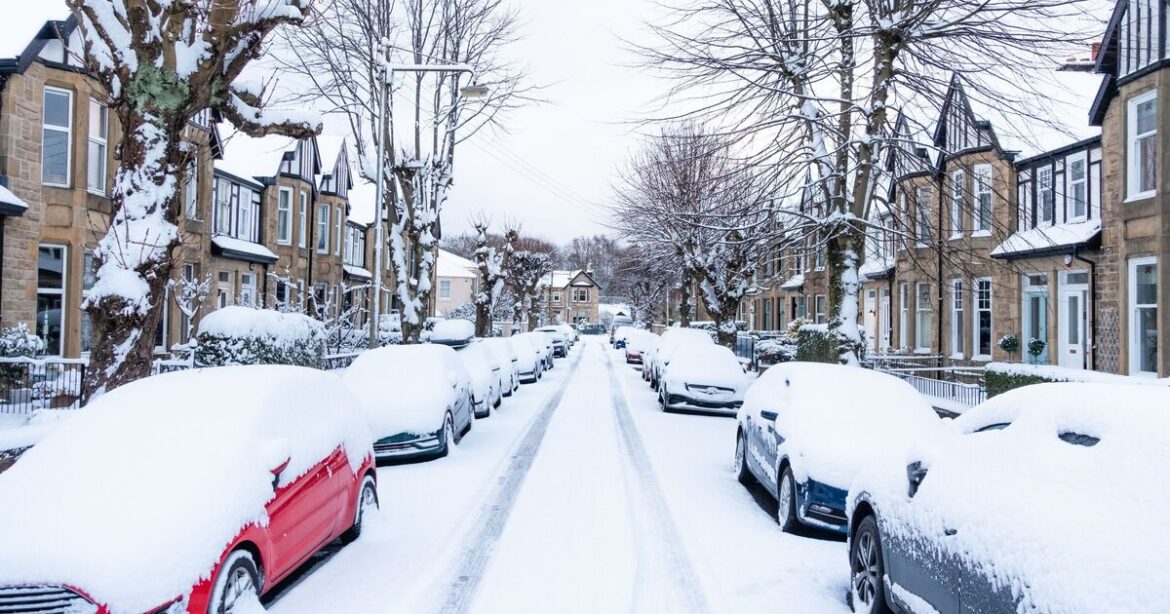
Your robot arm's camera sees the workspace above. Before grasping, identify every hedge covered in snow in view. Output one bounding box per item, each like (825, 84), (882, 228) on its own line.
(793, 323), (866, 364)
(194, 307), (326, 368)
(754, 335), (797, 365)
(985, 362), (1170, 397)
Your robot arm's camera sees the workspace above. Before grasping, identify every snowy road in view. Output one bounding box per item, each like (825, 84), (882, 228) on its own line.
(267, 338), (850, 614)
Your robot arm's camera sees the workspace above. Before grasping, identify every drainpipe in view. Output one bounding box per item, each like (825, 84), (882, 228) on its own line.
(936, 177), (945, 372)
(886, 271), (895, 350)
(1073, 248), (1097, 371)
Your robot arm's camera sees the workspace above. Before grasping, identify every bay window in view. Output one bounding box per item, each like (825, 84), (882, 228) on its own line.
(87, 100), (107, 193)
(973, 164), (992, 232)
(1127, 90), (1157, 199)
(42, 88), (72, 186)
(915, 282), (932, 351)
(950, 170), (964, 238)
(317, 203), (330, 253)
(277, 188), (293, 245)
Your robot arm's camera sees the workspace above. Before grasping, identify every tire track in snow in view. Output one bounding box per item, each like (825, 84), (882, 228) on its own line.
(433, 349), (585, 614)
(605, 352), (713, 614)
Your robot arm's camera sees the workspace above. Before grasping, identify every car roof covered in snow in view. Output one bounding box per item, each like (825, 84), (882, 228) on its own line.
(344, 344), (466, 437)
(0, 366), (372, 613)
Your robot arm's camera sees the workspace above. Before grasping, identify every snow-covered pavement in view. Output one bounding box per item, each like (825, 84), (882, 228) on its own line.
(268, 338), (849, 613)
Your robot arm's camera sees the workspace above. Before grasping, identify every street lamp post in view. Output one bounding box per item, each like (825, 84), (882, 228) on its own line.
(367, 57), (488, 348)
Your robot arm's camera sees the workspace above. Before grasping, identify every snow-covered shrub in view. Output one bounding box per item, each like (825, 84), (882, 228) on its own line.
(998, 334), (1020, 356)
(794, 324), (866, 364)
(1026, 337), (1046, 362)
(194, 307), (326, 368)
(754, 335), (797, 365)
(985, 362), (1170, 398)
(0, 324), (45, 358)
(446, 302), (476, 322)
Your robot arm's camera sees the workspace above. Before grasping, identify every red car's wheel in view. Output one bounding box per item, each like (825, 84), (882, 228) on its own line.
(342, 474), (378, 544)
(208, 549), (262, 614)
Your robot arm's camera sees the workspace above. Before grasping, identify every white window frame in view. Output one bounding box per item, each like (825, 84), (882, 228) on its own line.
(237, 196), (253, 242)
(972, 164), (992, 235)
(37, 244), (68, 356)
(439, 279), (452, 300)
(183, 160), (199, 220)
(915, 187), (931, 247)
(335, 206), (344, 257)
(973, 277), (993, 360)
(277, 187), (293, 245)
(1068, 156), (1088, 222)
(1128, 256), (1159, 376)
(552, 291), (562, 303)
(87, 99), (107, 194)
(1037, 166), (1055, 225)
(574, 287), (589, 303)
(1127, 90), (1158, 201)
(899, 282), (908, 349)
(950, 278), (964, 358)
(814, 294), (826, 324)
(915, 281), (932, 352)
(815, 246), (825, 271)
(949, 170), (964, 239)
(42, 87), (73, 187)
(298, 191), (309, 248)
(316, 203), (330, 253)
(214, 179), (232, 235)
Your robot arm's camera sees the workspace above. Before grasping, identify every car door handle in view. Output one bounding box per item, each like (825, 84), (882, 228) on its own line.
(944, 528), (957, 536)
(760, 411), (778, 421)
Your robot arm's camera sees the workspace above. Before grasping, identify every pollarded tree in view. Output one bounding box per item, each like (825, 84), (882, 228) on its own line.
(472, 217), (511, 337)
(505, 249), (552, 333)
(68, 0), (320, 396)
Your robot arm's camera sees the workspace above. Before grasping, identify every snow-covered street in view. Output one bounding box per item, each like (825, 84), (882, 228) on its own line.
(265, 338), (848, 614)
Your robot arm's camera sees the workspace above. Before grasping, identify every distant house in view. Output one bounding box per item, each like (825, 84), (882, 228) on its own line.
(540, 269), (601, 325)
(435, 249), (479, 316)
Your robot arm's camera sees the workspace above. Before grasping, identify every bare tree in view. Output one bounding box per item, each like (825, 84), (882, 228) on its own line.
(640, 0), (1099, 363)
(68, 0), (320, 395)
(505, 249), (552, 333)
(278, 0), (534, 343)
(612, 125), (773, 347)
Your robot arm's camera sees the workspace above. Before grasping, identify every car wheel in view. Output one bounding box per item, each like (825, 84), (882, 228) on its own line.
(440, 411), (457, 453)
(658, 389), (668, 412)
(850, 515), (893, 613)
(341, 474), (379, 544)
(734, 432), (753, 486)
(777, 465), (799, 533)
(208, 549), (262, 614)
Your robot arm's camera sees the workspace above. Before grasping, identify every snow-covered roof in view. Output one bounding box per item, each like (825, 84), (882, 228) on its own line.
(436, 249), (478, 279)
(347, 181), (378, 225)
(599, 303), (631, 317)
(0, 184), (29, 214)
(541, 270), (595, 289)
(210, 235), (278, 264)
(858, 257), (895, 280)
(343, 264), (373, 281)
(780, 274), (804, 291)
(990, 219), (1101, 259)
(216, 128), (295, 183)
(316, 135), (346, 177)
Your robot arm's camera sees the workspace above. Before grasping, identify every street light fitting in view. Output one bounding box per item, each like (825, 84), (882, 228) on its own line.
(459, 84), (490, 99)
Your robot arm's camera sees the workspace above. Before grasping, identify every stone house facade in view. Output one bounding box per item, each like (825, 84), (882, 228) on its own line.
(540, 270), (601, 325)
(0, 17), (392, 359)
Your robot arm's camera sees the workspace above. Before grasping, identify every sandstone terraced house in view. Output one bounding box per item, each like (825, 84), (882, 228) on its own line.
(540, 269), (601, 325)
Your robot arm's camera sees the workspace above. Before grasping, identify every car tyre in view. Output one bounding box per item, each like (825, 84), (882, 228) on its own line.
(208, 549), (262, 614)
(734, 432), (753, 486)
(777, 465), (799, 533)
(849, 515), (893, 614)
(439, 411), (457, 456)
(341, 474), (378, 544)
(658, 389), (668, 412)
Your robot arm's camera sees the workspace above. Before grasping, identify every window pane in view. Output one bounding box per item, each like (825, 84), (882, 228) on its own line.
(37, 293), (64, 355)
(42, 130), (69, 184)
(44, 90), (71, 128)
(1136, 262), (1158, 304)
(1067, 295), (1080, 345)
(1138, 306), (1158, 372)
(87, 141), (106, 191)
(38, 246), (65, 289)
(978, 311), (992, 355)
(1137, 99), (1157, 134)
(1140, 134), (1157, 192)
(88, 101), (107, 139)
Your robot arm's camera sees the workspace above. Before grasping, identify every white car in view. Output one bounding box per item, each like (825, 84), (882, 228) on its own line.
(343, 344), (475, 460)
(454, 341), (502, 418)
(431, 318), (475, 348)
(847, 383), (1170, 614)
(555, 323), (578, 344)
(519, 332), (555, 369)
(480, 337), (521, 398)
(646, 327), (713, 389)
(534, 326), (569, 358)
(657, 344), (749, 414)
(509, 335), (545, 383)
(735, 362), (941, 536)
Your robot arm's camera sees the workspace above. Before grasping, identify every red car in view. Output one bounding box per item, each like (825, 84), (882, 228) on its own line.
(0, 365), (376, 614)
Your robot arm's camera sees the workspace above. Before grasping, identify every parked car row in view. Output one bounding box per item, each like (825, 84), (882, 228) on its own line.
(0, 321), (577, 614)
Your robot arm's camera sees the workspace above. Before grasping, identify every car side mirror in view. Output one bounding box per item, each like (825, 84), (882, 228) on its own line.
(263, 439), (291, 491)
(907, 461), (928, 498)
(270, 458), (291, 491)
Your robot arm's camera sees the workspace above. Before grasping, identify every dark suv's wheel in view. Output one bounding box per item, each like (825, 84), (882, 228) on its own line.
(209, 549), (262, 614)
(850, 514), (893, 613)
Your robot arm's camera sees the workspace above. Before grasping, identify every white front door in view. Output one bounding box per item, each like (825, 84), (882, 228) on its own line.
(1058, 271), (1089, 369)
(864, 290), (877, 352)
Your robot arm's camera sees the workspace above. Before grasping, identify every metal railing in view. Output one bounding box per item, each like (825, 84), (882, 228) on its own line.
(893, 372), (987, 408)
(732, 335), (757, 371)
(322, 352), (362, 371)
(864, 354), (988, 410)
(0, 357), (86, 414)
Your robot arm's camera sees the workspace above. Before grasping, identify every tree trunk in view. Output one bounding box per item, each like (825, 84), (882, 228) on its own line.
(678, 279), (692, 327)
(475, 303), (492, 337)
(83, 113), (183, 397)
(827, 219), (866, 365)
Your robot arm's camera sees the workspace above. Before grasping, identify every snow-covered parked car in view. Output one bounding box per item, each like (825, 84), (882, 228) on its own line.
(657, 344), (748, 414)
(734, 363), (941, 536)
(430, 318), (475, 348)
(534, 326), (569, 357)
(509, 335), (545, 384)
(612, 325), (639, 349)
(481, 338), (521, 397)
(555, 323), (579, 344)
(454, 341), (502, 418)
(520, 332), (555, 370)
(343, 345), (474, 460)
(0, 366), (376, 614)
(846, 383), (1170, 614)
(625, 330), (656, 365)
(646, 327), (713, 389)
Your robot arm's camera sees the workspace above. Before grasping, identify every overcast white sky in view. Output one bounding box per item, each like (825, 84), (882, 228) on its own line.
(3, 1), (666, 244)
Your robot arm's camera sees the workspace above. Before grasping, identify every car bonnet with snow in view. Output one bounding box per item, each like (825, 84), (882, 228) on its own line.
(742, 362), (941, 488)
(851, 383), (1170, 612)
(0, 366), (372, 614)
(662, 344), (749, 406)
(430, 319), (475, 347)
(343, 344), (467, 437)
(654, 328), (714, 373)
